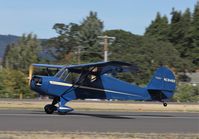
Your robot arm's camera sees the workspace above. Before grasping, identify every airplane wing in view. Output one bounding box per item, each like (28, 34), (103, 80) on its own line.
(66, 61), (138, 75)
(31, 64), (64, 69)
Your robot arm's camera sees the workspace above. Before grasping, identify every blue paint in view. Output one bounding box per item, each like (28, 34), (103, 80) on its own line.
(147, 67), (176, 91)
(101, 75), (150, 100)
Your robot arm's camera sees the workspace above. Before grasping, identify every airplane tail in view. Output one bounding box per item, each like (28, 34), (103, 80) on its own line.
(147, 67), (176, 101)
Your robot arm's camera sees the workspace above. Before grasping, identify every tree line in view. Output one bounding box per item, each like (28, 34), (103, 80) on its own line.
(0, 3), (199, 102)
(145, 5), (199, 69)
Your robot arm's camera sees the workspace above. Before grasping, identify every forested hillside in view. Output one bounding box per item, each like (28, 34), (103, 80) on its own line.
(145, 7), (199, 69)
(0, 35), (18, 59)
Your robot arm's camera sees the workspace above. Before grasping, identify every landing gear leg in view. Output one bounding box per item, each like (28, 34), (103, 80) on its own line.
(57, 97), (73, 115)
(44, 97), (60, 114)
(52, 97), (60, 106)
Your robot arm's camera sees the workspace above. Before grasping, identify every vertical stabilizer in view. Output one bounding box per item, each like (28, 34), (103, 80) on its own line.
(147, 67), (176, 91)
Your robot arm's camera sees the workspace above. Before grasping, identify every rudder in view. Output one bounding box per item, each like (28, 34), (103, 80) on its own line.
(147, 67), (176, 101)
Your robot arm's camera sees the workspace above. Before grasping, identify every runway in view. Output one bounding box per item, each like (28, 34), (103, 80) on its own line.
(0, 109), (198, 133)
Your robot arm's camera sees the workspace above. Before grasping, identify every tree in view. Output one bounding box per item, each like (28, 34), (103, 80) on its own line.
(3, 33), (40, 72)
(192, 2), (199, 47)
(0, 69), (35, 98)
(177, 8), (192, 57)
(145, 12), (169, 41)
(47, 23), (80, 63)
(105, 30), (186, 84)
(168, 8), (193, 58)
(104, 30), (143, 84)
(168, 8), (182, 44)
(190, 2), (199, 66)
(145, 7), (197, 70)
(76, 11), (104, 62)
(48, 11), (104, 64)
(173, 84), (199, 102)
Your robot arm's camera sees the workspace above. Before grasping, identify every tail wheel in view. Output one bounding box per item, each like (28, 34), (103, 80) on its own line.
(44, 104), (57, 114)
(163, 102), (167, 107)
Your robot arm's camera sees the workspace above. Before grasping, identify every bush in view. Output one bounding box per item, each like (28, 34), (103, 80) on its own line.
(173, 84), (199, 102)
(0, 69), (36, 99)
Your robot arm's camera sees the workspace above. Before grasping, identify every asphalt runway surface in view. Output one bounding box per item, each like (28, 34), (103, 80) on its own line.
(0, 109), (198, 133)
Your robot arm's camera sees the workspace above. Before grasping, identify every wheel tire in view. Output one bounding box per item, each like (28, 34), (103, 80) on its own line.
(44, 104), (56, 114)
(163, 102), (167, 107)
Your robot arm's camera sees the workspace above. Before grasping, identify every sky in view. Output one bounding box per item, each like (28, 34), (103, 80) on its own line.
(0, 0), (197, 39)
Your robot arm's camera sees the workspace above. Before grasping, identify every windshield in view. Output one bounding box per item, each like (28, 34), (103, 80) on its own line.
(55, 67), (80, 83)
(55, 67), (67, 78)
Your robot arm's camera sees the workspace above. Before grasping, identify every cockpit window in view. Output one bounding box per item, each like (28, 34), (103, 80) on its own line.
(64, 72), (80, 83)
(60, 69), (69, 81)
(55, 66), (100, 85)
(55, 67), (66, 78)
(55, 67), (80, 83)
(54, 68), (69, 80)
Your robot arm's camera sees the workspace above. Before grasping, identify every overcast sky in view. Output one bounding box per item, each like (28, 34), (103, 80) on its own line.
(0, 0), (197, 38)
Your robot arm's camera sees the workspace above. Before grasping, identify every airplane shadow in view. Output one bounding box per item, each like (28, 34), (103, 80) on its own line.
(29, 110), (174, 119)
(29, 110), (134, 119)
(67, 112), (134, 119)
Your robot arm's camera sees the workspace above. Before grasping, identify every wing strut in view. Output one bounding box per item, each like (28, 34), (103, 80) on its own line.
(60, 66), (96, 100)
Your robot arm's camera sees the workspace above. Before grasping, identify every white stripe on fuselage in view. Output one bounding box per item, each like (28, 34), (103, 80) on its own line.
(49, 81), (141, 98)
(49, 81), (73, 87)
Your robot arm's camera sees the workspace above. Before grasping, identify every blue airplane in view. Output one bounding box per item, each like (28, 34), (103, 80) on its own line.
(29, 61), (176, 114)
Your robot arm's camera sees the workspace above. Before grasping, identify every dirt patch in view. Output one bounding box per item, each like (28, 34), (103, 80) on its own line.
(0, 100), (198, 112)
(0, 131), (198, 139)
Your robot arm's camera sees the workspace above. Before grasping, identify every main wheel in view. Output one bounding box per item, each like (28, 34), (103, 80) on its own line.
(44, 104), (57, 114)
(163, 102), (167, 107)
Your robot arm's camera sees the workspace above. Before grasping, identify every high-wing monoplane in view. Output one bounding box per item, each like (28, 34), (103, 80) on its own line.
(29, 61), (176, 114)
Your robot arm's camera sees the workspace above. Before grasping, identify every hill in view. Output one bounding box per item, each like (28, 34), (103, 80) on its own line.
(0, 35), (19, 59)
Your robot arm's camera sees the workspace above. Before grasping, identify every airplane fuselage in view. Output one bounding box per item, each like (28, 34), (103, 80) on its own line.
(31, 74), (173, 102)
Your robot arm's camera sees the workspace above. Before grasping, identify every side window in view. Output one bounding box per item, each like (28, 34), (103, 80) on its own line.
(55, 68), (65, 78)
(64, 72), (80, 83)
(60, 69), (69, 81)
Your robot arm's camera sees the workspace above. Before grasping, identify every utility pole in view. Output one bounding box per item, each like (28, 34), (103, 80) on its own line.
(76, 45), (85, 64)
(98, 35), (115, 62)
(19, 92), (23, 100)
(104, 35), (108, 62)
(0, 58), (2, 71)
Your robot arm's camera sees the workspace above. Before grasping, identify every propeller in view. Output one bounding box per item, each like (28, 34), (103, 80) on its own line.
(28, 65), (34, 85)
